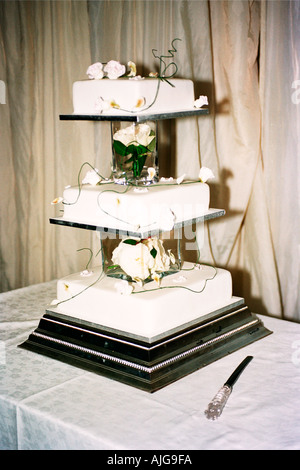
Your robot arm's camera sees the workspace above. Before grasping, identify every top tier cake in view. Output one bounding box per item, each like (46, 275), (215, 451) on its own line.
(73, 78), (199, 116)
(71, 51), (208, 116)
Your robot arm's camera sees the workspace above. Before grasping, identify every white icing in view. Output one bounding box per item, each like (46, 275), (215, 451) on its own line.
(61, 181), (210, 233)
(53, 263), (233, 340)
(72, 78), (195, 115)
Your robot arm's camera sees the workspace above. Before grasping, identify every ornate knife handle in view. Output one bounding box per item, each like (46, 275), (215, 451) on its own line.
(204, 356), (253, 420)
(204, 385), (232, 420)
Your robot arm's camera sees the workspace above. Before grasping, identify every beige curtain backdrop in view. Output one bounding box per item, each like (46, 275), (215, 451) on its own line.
(0, 0), (299, 321)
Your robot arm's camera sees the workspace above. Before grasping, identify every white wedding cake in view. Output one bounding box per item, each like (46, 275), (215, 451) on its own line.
(20, 43), (271, 392)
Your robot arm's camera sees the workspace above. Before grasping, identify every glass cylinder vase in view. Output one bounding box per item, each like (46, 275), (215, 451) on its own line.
(111, 120), (158, 185)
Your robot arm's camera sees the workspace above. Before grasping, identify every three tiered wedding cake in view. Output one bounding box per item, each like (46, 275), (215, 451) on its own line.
(20, 43), (271, 392)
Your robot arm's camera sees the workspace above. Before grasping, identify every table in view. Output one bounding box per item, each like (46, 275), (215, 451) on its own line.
(1, 281), (300, 450)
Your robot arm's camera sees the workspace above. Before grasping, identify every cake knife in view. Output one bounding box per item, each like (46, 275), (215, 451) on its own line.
(204, 355), (253, 420)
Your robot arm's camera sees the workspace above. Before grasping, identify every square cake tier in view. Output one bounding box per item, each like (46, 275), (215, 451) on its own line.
(51, 262), (234, 341)
(60, 181), (210, 233)
(73, 78), (196, 115)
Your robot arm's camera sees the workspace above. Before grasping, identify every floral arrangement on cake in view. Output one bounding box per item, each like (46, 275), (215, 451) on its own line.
(87, 60), (136, 81)
(108, 236), (177, 288)
(85, 38), (208, 113)
(112, 122), (156, 180)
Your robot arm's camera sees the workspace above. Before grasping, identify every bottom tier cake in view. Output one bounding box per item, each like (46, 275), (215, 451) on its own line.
(52, 262), (234, 340)
(20, 262), (272, 392)
(20, 301), (271, 392)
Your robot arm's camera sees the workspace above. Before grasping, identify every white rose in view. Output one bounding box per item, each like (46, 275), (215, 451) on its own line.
(194, 95), (209, 108)
(104, 60), (126, 79)
(113, 124), (135, 146)
(135, 123), (154, 147)
(112, 240), (155, 280)
(86, 62), (104, 80)
(199, 167), (215, 183)
(113, 123), (154, 147)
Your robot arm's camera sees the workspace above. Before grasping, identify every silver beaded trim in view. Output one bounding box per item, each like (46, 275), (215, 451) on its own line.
(32, 319), (259, 373)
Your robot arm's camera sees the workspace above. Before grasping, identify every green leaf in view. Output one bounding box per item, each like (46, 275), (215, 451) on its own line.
(113, 140), (128, 156)
(127, 143), (148, 156)
(147, 137), (156, 152)
(123, 239), (140, 245)
(134, 154), (147, 177)
(150, 247), (157, 258)
(107, 264), (120, 269)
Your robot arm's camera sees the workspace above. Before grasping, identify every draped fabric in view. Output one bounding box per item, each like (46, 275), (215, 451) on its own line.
(0, 0), (299, 321)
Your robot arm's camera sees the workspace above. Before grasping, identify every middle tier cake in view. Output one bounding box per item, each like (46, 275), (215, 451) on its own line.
(60, 180), (210, 234)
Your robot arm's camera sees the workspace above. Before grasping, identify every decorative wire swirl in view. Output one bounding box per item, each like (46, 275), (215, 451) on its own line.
(112, 38), (182, 114)
(131, 265), (217, 296)
(77, 247), (93, 271)
(62, 162), (108, 206)
(152, 38), (182, 86)
(52, 244), (105, 308)
(52, 226), (217, 304)
(96, 179), (205, 231)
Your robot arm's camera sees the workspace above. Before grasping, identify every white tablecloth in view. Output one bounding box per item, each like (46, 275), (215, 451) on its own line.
(1, 281), (300, 450)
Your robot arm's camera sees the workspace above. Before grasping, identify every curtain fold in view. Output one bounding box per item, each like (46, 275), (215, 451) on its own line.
(0, 0), (299, 321)
(0, 0), (95, 289)
(259, 0), (300, 320)
(0, 2), (19, 291)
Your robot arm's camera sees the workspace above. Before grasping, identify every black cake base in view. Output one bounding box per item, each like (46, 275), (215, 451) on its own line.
(19, 301), (272, 392)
